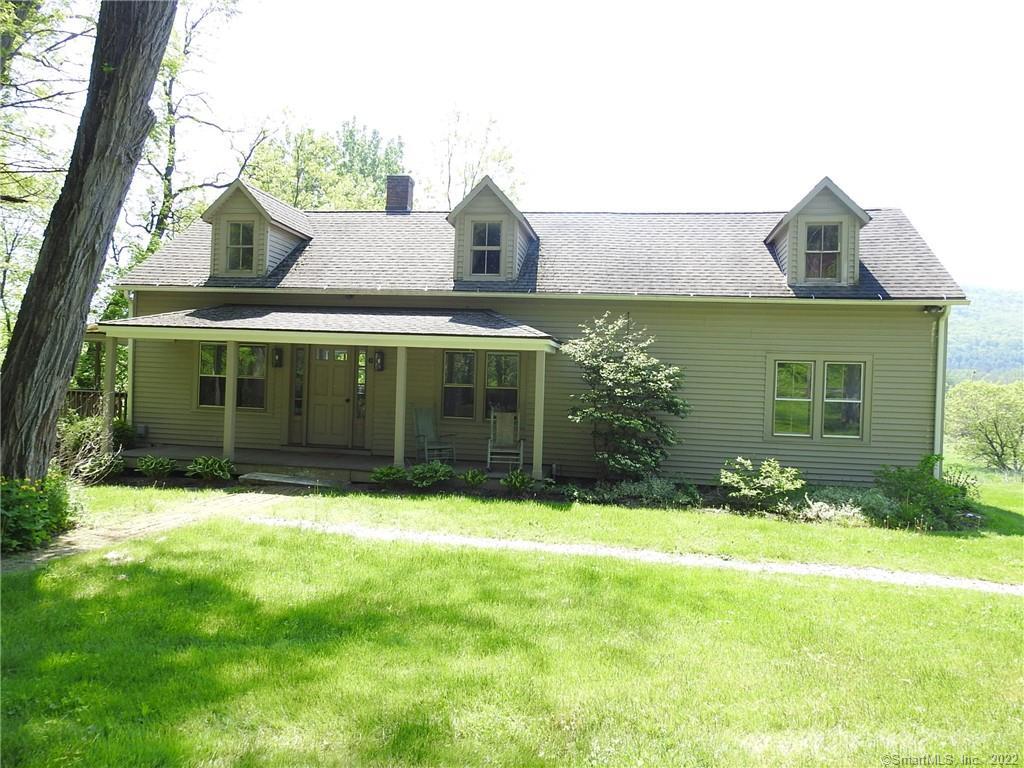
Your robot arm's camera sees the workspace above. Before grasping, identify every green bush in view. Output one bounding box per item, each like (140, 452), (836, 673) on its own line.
(54, 414), (123, 485)
(564, 476), (701, 508)
(136, 455), (176, 479)
(719, 457), (806, 514)
(1, 473), (80, 553)
(562, 313), (690, 480)
(56, 414), (103, 457)
(874, 455), (981, 531)
(802, 486), (897, 525)
(112, 418), (135, 451)
(500, 467), (534, 496)
(369, 465), (408, 488)
(459, 468), (489, 489)
(408, 461), (456, 489)
(185, 456), (235, 481)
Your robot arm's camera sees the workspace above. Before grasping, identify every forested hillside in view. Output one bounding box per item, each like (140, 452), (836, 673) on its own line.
(947, 286), (1023, 384)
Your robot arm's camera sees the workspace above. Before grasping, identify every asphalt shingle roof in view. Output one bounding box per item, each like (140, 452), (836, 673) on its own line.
(102, 305), (552, 339)
(239, 180), (313, 237)
(122, 208), (965, 301)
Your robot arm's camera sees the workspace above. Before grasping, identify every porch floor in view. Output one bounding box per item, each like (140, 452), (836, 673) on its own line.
(122, 444), (532, 482)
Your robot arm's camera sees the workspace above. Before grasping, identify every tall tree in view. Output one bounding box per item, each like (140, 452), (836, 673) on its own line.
(0, 0), (177, 479)
(424, 111), (520, 209)
(128, 0), (268, 263)
(1, 0), (93, 204)
(244, 120), (404, 210)
(96, 0), (263, 325)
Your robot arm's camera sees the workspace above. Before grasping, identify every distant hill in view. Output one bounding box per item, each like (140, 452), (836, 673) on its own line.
(947, 286), (1023, 384)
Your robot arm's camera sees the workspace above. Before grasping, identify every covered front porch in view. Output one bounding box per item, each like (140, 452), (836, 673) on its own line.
(120, 444), (537, 484)
(98, 304), (558, 479)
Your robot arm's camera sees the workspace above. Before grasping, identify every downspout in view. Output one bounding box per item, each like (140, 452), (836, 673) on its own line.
(932, 307), (949, 477)
(126, 289), (135, 425)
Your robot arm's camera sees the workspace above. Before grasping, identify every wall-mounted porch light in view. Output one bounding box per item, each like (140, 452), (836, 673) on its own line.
(373, 349), (386, 372)
(272, 347), (284, 367)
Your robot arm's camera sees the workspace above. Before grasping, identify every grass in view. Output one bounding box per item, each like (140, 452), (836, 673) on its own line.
(260, 481), (1024, 584)
(2, 520), (1022, 767)
(75, 485), (228, 528)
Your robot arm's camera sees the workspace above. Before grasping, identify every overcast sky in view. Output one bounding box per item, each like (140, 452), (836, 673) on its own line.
(188, 0), (1020, 289)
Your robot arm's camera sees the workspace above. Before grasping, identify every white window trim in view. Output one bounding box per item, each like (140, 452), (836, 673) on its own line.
(464, 216), (508, 281)
(197, 342), (268, 410)
(442, 350), (476, 419)
(803, 222), (842, 282)
(484, 351), (520, 414)
(822, 361), (865, 439)
(796, 216), (847, 285)
(225, 219), (258, 273)
(772, 360), (814, 437)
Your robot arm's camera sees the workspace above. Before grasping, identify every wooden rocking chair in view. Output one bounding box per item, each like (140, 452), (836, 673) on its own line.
(414, 407), (456, 463)
(487, 408), (523, 469)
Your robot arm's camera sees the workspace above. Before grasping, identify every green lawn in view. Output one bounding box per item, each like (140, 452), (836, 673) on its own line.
(259, 479), (1024, 584)
(2, 520), (1022, 767)
(75, 485), (228, 528)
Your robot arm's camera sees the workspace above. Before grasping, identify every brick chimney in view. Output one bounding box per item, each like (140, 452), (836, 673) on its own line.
(385, 175), (414, 213)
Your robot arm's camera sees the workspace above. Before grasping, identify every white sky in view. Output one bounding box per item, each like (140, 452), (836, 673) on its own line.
(144, 0), (1024, 290)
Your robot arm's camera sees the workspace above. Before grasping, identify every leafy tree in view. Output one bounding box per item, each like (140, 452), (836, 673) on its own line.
(1, 0), (94, 205)
(0, 0), (176, 479)
(562, 313), (690, 480)
(244, 120), (404, 210)
(423, 111), (520, 208)
(946, 380), (1024, 472)
(1, 0), (93, 342)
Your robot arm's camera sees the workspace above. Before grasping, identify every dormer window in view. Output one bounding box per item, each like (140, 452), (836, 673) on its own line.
(227, 222), (255, 271)
(804, 223), (840, 280)
(471, 222), (502, 275)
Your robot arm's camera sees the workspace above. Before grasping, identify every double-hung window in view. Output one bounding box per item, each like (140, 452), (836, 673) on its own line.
(823, 362), (863, 437)
(485, 352), (519, 413)
(199, 343), (266, 408)
(805, 223), (840, 280)
(773, 361), (813, 436)
(442, 351), (476, 418)
(470, 222), (502, 275)
(227, 221), (255, 271)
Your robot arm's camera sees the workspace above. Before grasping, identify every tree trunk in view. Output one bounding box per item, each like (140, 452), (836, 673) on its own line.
(0, 1), (177, 479)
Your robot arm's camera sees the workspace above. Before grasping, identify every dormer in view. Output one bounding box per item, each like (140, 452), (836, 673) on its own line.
(201, 180), (312, 278)
(765, 177), (871, 288)
(447, 176), (538, 283)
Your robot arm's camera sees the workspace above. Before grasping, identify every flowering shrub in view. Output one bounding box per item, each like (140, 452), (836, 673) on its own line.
(719, 457), (806, 514)
(1, 474), (79, 553)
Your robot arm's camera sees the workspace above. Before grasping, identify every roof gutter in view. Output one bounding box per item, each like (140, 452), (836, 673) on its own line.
(116, 284), (970, 307)
(95, 322), (559, 353)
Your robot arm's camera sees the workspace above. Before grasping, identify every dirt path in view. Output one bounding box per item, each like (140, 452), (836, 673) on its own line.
(1, 491), (295, 573)
(248, 515), (1024, 597)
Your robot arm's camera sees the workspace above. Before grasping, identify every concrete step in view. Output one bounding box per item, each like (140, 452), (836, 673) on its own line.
(239, 472), (346, 490)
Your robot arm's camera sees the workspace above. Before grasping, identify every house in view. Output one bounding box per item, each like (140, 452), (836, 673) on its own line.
(94, 174), (966, 483)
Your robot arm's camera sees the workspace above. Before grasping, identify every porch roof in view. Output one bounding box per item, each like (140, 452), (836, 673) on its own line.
(97, 304), (558, 351)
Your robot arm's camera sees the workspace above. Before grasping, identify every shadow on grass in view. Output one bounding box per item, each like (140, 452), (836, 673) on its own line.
(0, 525), (663, 766)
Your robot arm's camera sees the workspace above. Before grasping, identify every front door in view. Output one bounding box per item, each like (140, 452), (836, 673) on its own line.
(307, 346), (354, 446)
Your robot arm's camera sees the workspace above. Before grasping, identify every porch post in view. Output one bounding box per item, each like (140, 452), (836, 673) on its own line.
(223, 340), (238, 460)
(393, 346), (407, 466)
(532, 349), (546, 480)
(102, 336), (117, 452)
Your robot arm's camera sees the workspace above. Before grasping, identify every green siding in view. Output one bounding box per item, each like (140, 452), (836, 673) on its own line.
(131, 290), (940, 484)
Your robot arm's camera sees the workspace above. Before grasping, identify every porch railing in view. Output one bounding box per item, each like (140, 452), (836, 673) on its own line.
(65, 389), (127, 421)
